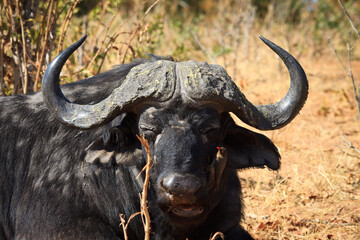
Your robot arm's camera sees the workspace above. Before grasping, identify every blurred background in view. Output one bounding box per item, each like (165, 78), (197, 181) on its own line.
(1, 0), (359, 239)
(1, 0), (359, 94)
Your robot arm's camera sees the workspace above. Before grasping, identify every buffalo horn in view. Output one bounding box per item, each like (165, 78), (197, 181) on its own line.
(42, 36), (175, 129)
(227, 36), (308, 130)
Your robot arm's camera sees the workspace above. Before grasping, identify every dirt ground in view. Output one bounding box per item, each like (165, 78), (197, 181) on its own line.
(231, 55), (360, 239)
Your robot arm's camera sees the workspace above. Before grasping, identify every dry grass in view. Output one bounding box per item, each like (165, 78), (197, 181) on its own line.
(234, 55), (360, 239)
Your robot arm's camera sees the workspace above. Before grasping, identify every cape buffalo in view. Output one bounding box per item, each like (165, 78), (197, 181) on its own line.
(0, 35), (308, 239)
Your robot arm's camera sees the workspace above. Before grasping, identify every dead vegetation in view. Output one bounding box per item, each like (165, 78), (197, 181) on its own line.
(119, 135), (152, 240)
(237, 57), (360, 239)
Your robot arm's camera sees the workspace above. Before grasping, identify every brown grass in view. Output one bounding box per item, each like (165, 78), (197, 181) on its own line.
(235, 56), (360, 239)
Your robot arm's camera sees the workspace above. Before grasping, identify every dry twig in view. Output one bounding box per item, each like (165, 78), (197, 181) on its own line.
(4, 0), (22, 94)
(85, 9), (120, 72)
(332, 206), (344, 221)
(119, 212), (141, 240)
(119, 0), (159, 64)
(57, 0), (81, 54)
(35, 1), (48, 64)
(335, 0), (360, 120)
(118, 135), (152, 239)
(0, 3), (5, 95)
(345, 35), (360, 121)
(90, 0), (111, 48)
(338, 0), (360, 39)
(80, 0), (158, 75)
(14, 0), (29, 94)
(342, 136), (360, 155)
(34, 0), (55, 91)
(328, 36), (360, 120)
(300, 218), (359, 226)
(209, 232), (225, 240)
(136, 135), (152, 240)
(191, 31), (217, 63)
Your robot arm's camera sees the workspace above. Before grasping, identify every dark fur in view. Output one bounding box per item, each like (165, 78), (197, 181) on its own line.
(0, 57), (280, 239)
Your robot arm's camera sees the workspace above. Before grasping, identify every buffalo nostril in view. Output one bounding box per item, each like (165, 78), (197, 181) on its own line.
(161, 174), (201, 196)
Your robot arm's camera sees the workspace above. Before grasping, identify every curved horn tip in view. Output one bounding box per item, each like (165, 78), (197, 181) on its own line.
(43, 35), (87, 80)
(68, 35), (87, 52)
(258, 35), (276, 48)
(56, 35), (87, 59)
(78, 35), (87, 44)
(41, 35), (88, 126)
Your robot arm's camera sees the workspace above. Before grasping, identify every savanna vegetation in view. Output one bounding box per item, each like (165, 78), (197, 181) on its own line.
(1, 0), (359, 239)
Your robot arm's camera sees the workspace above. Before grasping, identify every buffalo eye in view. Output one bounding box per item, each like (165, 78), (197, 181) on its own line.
(139, 124), (159, 139)
(200, 125), (220, 135)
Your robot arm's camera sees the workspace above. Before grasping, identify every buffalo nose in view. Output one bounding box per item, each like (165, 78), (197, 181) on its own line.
(161, 174), (201, 196)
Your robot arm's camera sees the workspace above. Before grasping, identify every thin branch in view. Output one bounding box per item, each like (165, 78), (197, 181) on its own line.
(136, 135), (152, 240)
(338, 0), (360, 39)
(34, 0), (55, 91)
(318, 166), (335, 190)
(119, 212), (141, 240)
(96, 36), (116, 74)
(15, 0), (29, 94)
(47, 0), (60, 64)
(209, 232), (225, 240)
(119, 214), (128, 240)
(4, 0), (22, 94)
(24, 49), (39, 70)
(118, 135), (153, 239)
(331, 206), (344, 221)
(119, 0), (159, 64)
(57, 0), (80, 54)
(86, 0), (159, 74)
(85, 8), (120, 72)
(328, 36), (360, 120)
(35, 1), (49, 64)
(0, 3), (5, 95)
(191, 31), (216, 63)
(346, 34), (360, 120)
(328, 38), (347, 72)
(343, 136), (360, 155)
(300, 218), (359, 226)
(90, 0), (111, 48)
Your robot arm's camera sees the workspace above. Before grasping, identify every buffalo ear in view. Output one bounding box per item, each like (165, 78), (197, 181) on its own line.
(83, 114), (142, 166)
(224, 120), (280, 170)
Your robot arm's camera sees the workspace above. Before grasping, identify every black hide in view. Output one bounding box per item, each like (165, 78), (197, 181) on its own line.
(0, 57), (280, 240)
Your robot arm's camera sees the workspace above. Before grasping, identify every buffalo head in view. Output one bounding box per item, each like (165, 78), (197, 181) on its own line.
(41, 35), (308, 231)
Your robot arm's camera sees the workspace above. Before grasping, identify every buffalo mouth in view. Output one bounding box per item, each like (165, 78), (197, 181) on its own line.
(170, 204), (204, 218)
(157, 197), (209, 227)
